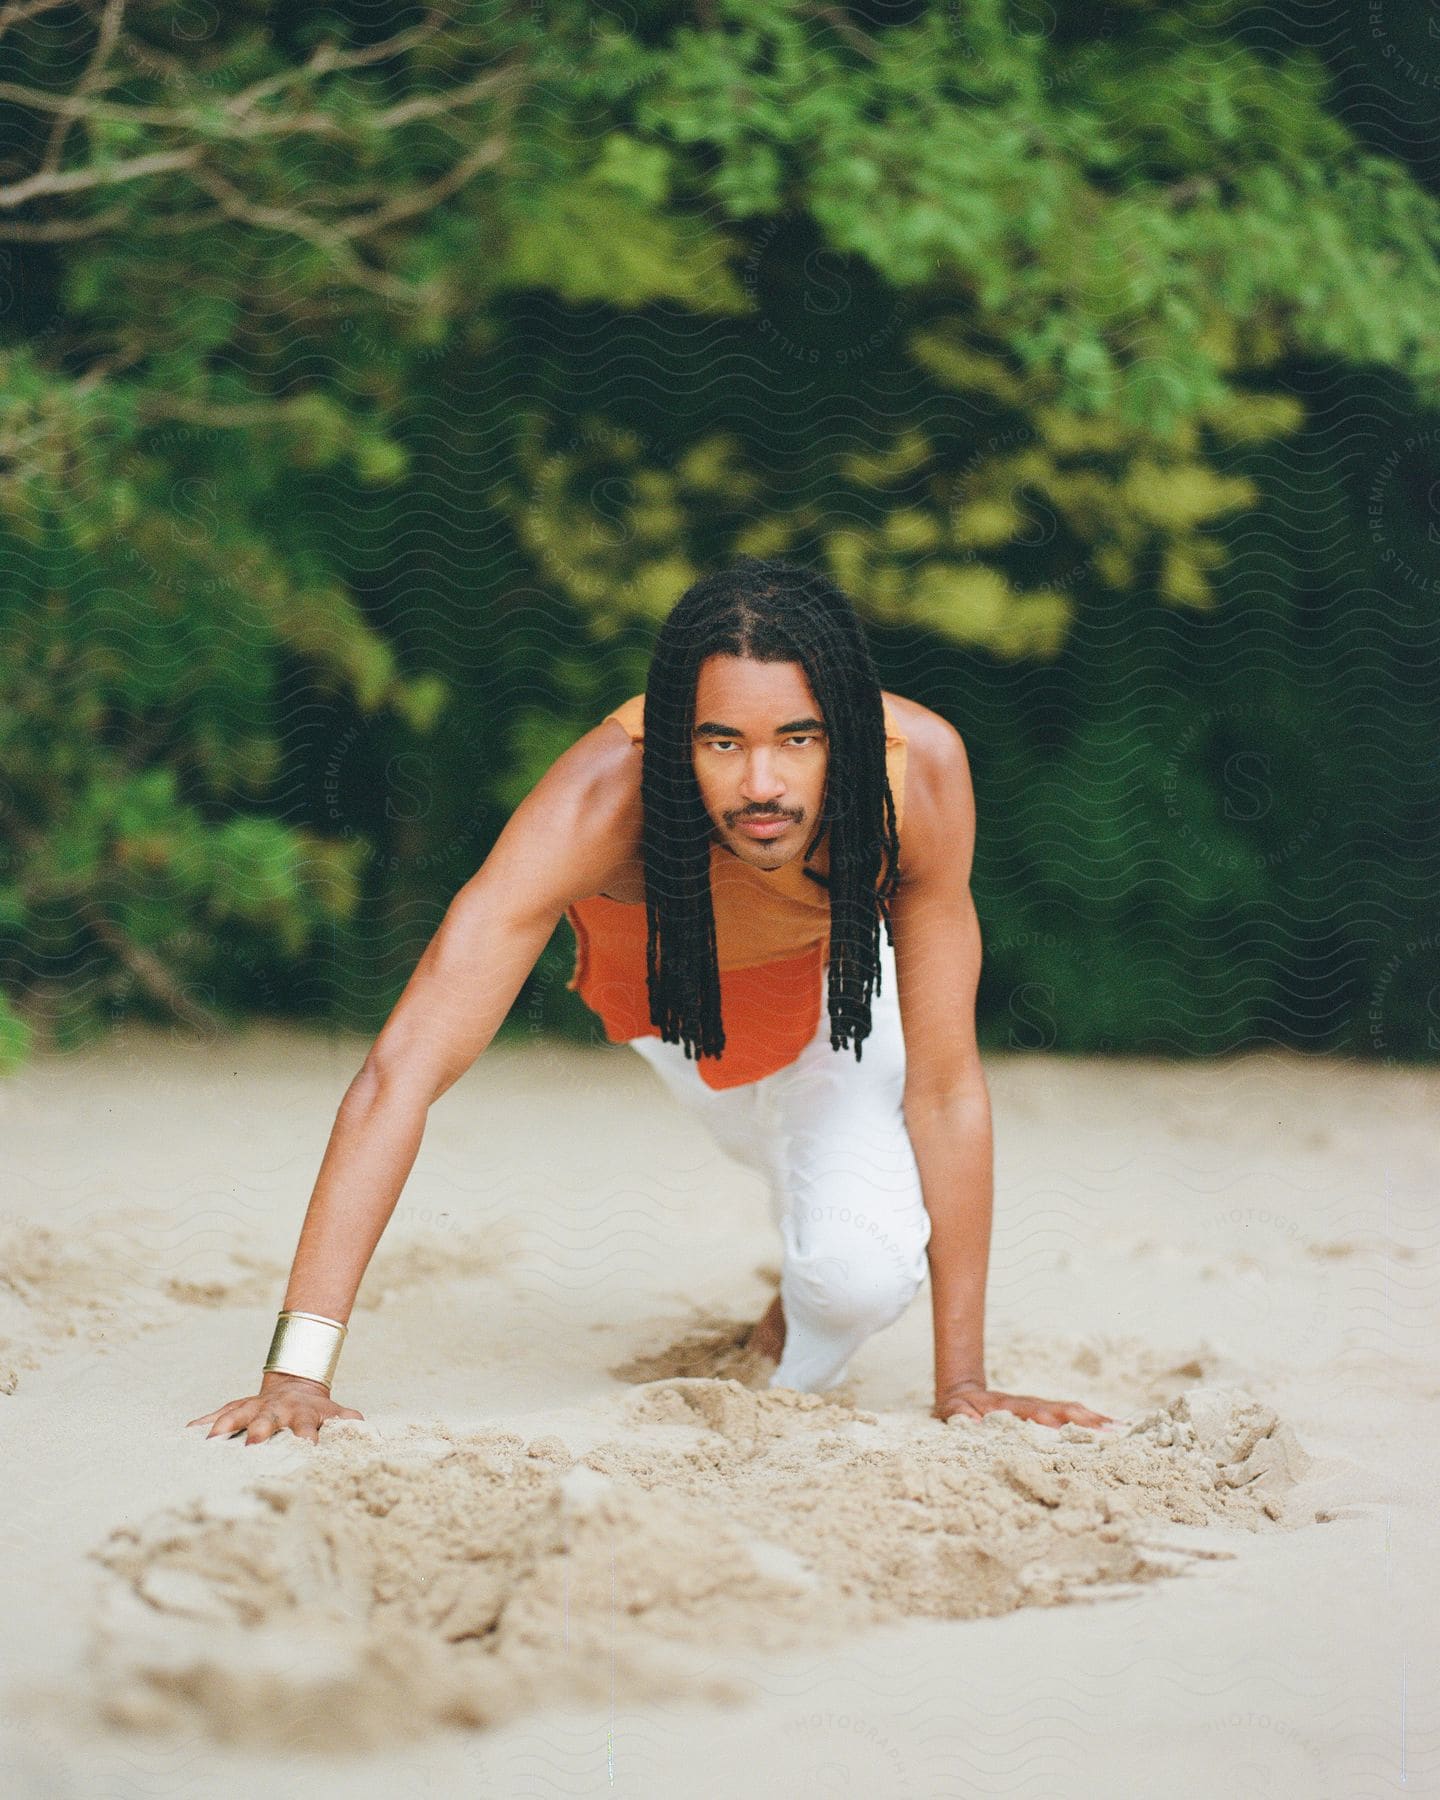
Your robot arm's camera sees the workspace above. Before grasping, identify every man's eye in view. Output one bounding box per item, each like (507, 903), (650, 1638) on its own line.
(705, 736), (820, 752)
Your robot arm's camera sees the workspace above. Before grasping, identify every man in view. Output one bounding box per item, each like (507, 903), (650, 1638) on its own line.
(189, 557), (1116, 1444)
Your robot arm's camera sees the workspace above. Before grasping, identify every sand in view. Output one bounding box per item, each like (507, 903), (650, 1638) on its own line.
(0, 1024), (1434, 1795)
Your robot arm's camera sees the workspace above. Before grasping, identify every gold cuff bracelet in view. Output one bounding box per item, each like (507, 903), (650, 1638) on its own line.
(263, 1310), (347, 1391)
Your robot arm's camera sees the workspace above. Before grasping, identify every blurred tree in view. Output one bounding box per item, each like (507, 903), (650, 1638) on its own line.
(0, 0), (1436, 1065)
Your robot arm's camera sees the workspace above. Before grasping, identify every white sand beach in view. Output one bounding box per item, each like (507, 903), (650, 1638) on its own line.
(0, 1024), (1433, 1796)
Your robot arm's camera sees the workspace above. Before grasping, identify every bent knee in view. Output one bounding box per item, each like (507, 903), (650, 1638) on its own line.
(785, 1252), (924, 1334)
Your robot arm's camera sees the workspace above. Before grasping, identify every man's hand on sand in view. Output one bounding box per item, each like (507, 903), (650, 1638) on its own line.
(933, 1381), (1121, 1432)
(186, 1372), (365, 1445)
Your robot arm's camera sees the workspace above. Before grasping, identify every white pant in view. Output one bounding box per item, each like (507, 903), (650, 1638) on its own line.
(627, 932), (932, 1393)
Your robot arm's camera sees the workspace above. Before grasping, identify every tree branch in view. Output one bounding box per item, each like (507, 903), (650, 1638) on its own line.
(348, 136), (508, 238)
(77, 898), (225, 1034)
(801, 4), (883, 62)
(37, 0), (125, 182)
(0, 203), (131, 239)
(0, 17), (527, 289)
(132, 394), (313, 428)
(0, 80), (352, 141)
(0, 147), (200, 209)
(0, 785), (223, 1035)
(183, 163), (446, 306)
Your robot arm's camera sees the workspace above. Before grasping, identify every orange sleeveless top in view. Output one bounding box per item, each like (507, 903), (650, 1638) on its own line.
(564, 693), (908, 1089)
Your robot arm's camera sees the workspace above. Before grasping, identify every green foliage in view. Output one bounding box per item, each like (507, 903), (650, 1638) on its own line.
(0, 0), (1436, 1066)
(0, 987), (32, 1072)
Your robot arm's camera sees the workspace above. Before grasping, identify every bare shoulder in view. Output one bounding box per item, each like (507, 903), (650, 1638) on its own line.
(881, 689), (971, 796)
(539, 716), (644, 904)
(462, 715), (643, 923)
(880, 690), (974, 880)
(564, 713), (643, 794)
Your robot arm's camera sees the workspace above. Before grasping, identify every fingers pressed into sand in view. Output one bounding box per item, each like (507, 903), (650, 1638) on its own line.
(190, 1395), (366, 1443)
(1062, 1401), (1118, 1427)
(202, 1406), (250, 1439)
(1030, 1402), (1115, 1430)
(211, 1402), (263, 1440)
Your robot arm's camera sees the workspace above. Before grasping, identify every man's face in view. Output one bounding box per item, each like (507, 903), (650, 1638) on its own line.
(690, 654), (829, 870)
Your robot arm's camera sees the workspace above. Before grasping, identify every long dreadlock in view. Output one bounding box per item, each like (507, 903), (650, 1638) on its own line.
(641, 555), (902, 1066)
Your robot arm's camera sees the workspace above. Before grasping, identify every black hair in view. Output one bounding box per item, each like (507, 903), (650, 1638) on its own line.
(641, 554), (902, 1065)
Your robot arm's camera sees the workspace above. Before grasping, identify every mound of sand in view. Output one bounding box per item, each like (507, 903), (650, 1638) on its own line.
(70, 1376), (1310, 1753)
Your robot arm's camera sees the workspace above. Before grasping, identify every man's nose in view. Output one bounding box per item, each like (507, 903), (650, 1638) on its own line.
(739, 754), (785, 804)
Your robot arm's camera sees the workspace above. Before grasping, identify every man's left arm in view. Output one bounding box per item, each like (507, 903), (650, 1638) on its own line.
(891, 720), (1118, 1432)
(890, 721), (995, 1409)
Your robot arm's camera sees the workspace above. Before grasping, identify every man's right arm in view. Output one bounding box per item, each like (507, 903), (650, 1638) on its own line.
(186, 722), (640, 1443)
(359, 720), (639, 1108)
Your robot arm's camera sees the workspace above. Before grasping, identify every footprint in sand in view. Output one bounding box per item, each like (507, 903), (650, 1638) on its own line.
(609, 1310), (780, 1390)
(609, 1261), (785, 1390)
